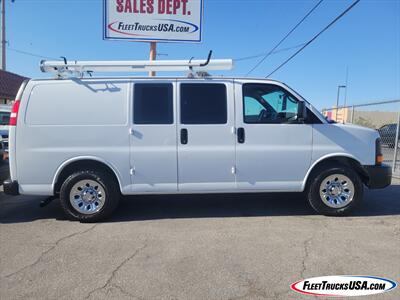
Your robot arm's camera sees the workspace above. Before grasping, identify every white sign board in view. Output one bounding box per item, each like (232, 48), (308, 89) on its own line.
(104, 0), (203, 42)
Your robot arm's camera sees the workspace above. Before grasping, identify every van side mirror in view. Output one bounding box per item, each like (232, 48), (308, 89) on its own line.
(297, 101), (307, 122)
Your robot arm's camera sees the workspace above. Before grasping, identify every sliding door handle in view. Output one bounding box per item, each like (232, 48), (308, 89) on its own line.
(237, 127), (245, 143)
(181, 128), (188, 144)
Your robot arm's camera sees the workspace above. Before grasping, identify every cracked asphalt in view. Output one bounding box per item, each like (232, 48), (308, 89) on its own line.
(1, 181), (399, 300)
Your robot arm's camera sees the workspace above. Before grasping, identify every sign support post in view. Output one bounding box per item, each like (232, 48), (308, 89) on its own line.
(149, 42), (156, 77)
(1, 0), (6, 70)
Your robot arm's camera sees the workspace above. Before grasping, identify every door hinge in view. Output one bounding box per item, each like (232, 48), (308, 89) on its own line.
(231, 166), (236, 174)
(129, 128), (134, 135)
(130, 168), (135, 175)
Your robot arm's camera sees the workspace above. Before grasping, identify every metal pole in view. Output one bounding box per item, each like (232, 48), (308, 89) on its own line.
(344, 66), (349, 107)
(351, 105), (355, 123)
(392, 111), (400, 174)
(335, 85), (346, 122)
(149, 42), (156, 77)
(0, 0), (6, 70)
(335, 86), (340, 121)
(336, 86), (340, 109)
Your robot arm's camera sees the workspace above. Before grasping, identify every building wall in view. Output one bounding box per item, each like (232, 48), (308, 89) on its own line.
(0, 98), (13, 105)
(323, 108), (399, 129)
(352, 111), (398, 129)
(323, 107), (349, 124)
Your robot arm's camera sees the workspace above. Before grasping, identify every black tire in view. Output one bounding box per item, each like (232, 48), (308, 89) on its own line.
(306, 164), (363, 216)
(59, 170), (120, 222)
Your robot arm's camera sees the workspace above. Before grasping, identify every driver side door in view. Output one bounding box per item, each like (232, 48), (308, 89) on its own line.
(235, 82), (313, 191)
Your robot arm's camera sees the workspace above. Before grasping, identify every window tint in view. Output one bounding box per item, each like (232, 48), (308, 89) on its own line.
(305, 108), (323, 124)
(0, 112), (10, 125)
(134, 83), (173, 124)
(244, 96), (265, 116)
(180, 83), (227, 124)
(243, 84), (299, 124)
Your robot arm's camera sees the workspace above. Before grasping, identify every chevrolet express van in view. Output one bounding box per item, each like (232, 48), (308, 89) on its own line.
(3, 59), (392, 222)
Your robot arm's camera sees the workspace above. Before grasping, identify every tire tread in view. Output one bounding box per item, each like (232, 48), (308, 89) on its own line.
(306, 163), (363, 216)
(59, 170), (120, 222)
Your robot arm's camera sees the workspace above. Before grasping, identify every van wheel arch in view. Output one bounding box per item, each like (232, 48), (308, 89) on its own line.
(54, 159), (121, 195)
(305, 156), (369, 190)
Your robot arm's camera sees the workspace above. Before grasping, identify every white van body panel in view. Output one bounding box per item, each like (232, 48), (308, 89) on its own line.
(312, 123), (377, 166)
(234, 80), (313, 191)
(177, 79), (236, 191)
(129, 80), (178, 192)
(16, 79), (131, 195)
(11, 77), (379, 196)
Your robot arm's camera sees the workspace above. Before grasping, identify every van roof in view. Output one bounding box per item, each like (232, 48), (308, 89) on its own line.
(27, 77), (297, 98)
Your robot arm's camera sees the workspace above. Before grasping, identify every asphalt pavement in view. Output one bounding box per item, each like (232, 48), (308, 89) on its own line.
(1, 182), (399, 300)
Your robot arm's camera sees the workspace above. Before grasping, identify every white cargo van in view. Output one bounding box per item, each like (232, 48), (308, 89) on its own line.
(3, 59), (391, 222)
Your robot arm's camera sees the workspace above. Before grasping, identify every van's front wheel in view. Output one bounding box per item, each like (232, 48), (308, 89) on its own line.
(307, 165), (363, 216)
(59, 170), (120, 222)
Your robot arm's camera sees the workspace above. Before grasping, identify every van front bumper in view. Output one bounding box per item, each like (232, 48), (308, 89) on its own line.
(3, 179), (19, 195)
(363, 164), (392, 189)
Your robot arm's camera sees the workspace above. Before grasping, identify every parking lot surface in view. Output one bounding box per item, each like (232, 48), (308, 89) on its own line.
(1, 183), (399, 300)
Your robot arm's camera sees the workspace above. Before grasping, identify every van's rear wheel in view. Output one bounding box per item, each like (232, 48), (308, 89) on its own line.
(307, 165), (363, 216)
(59, 170), (120, 222)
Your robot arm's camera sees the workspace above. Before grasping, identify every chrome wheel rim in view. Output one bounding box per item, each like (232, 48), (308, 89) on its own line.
(69, 179), (106, 214)
(319, 174), (355, 208)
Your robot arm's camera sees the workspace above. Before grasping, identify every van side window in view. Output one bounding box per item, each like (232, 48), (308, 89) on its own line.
(243, 83), (299, 124)
(134, 83), (173, 124)
(180, 83), (227, 124)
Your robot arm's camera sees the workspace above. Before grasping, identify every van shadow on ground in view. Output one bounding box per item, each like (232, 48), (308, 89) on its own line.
(1, 184), (399, 224)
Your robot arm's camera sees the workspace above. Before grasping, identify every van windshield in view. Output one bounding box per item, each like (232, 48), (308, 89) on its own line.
(0, 112), (10, 125)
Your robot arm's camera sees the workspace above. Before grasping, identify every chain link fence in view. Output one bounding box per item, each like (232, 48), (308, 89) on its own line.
(322, 100), (400, 178)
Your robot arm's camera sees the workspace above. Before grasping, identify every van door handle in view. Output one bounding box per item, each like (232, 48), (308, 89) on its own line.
(237, 127), (245, 143)
(181, 128), (188, 145)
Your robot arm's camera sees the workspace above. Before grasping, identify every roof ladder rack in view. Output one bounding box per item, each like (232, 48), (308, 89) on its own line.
(40, 55), (233, 78)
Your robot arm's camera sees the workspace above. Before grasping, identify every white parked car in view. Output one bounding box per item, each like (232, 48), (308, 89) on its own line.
(0, 104), (11, 165)
(4, 60), (391, 222)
